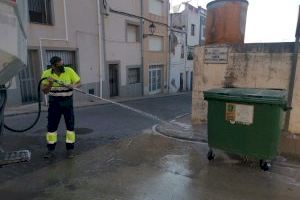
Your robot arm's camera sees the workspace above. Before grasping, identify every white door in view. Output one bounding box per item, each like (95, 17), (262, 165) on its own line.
(149, 65), (162, 94)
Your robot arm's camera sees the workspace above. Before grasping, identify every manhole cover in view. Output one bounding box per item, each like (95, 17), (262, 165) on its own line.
(75, 128), (93, 135)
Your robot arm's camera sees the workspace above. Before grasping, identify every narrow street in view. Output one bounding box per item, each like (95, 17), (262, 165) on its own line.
(1, 0), (300, 199)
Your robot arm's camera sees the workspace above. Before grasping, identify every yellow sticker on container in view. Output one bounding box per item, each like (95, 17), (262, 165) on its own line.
(226, 103), (236, 121)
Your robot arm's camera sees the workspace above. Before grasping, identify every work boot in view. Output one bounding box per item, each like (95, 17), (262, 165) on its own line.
(43, 151), (55, 159)
(66, 150), (75, 159)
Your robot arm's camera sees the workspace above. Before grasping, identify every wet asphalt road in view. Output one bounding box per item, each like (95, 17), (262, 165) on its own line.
(0, 93), (191, 181)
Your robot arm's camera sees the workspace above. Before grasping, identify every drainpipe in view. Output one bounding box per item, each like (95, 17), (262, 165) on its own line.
(284, 6), (300, 131)
(184, 27), (187, 90)
(168, 14), (172, 94)
(39, 0), (69, 71)
(284, 35), (300, 131)
(97, 0), (103, 98)
(39, 0), (69, 105)
(141, 0), (144, 96)
(100, 1), (108, 98)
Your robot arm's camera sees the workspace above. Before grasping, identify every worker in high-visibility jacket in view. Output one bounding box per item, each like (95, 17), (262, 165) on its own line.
(41, 56), (80, 159)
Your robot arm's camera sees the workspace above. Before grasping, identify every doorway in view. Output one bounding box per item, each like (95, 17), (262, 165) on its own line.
(148, 65), (162, 94)
(109, 64), (119, 97)
(190, 72), (193, 91)
(179, 73), (183, 92)
(186, 71), (189, 91)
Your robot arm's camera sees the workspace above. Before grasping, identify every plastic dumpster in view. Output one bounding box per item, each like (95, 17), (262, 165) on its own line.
(203, 88), (288, 171)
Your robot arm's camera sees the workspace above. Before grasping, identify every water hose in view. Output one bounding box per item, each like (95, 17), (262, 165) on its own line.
(4, 78), (47, 132)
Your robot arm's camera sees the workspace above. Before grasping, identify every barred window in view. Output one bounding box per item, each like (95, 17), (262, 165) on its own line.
(128, 68), (141, 84)
(28, 0), (52, 25)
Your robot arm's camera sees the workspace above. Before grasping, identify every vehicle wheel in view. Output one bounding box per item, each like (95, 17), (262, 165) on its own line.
(207, 150), (215, 161)
(260, 160), (271, 171)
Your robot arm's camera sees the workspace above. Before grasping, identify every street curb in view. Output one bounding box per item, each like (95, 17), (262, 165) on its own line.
(4, 92), (191, 117)
(152, 124), (207, 144)
(152, 112), (208, 144)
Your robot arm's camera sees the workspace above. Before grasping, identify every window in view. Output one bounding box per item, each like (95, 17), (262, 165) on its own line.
(28, 0), (52, 25)
(149, 36), (163, 51)
(187, 46), (194, 60)
(181, 45), (184, 59)
(149, 65), (162, 93)
(201, 25), (206, 40)
(127, 24), (140, 43)
(149, 0), (162, 16)
(191, 24), (195, 36)
(46, 50), (77, 71)
(128, 68), (141, 84)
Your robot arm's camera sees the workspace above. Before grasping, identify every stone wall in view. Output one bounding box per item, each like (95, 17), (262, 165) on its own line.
(192, 43), (300, 156)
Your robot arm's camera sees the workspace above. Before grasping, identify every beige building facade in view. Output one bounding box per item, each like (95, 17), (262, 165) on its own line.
(102, 0), (143, 98)
(142, 0), (169, 95)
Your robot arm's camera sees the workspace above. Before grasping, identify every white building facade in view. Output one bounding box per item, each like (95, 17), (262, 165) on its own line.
(169, 13), (187, 93)
(169, 3), (207, 93)
(103, 0), (143, 98)
(6, 0), (104, 106)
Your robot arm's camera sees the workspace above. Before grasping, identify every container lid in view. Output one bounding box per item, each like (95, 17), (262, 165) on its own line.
(203, 88), (287, 105)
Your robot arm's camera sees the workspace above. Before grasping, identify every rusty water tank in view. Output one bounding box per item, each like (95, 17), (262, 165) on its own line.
(205, 0), (249, 45)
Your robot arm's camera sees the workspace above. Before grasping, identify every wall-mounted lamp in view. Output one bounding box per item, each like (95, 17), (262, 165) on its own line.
(149, 23), (156, 35)
(143, 22), (157, 38)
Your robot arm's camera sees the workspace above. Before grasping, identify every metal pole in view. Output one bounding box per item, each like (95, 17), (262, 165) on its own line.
(168, 12), (172, 93)
(97, 0), (103, 98)
(284, 6), (300, 131)
(284, 37), (299, 131)
(100, 1), (108, 98)
(141, 0), (144, 96)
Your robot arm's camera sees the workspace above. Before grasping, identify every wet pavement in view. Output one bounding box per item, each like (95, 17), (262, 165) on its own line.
(0, 94), (191, 181)
(1, 132), (300, 200)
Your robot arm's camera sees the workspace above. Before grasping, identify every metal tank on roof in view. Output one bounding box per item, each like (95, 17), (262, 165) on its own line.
(205, 0), (249, 45)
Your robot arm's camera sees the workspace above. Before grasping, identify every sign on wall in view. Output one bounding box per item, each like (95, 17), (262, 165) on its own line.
(205, 47), (228, 64)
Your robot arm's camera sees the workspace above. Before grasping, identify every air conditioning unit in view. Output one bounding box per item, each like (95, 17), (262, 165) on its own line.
(101, 0), (110, 16)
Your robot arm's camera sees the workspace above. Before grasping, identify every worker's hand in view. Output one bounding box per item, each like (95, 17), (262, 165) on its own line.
(65, 84), (74, 89)
(67, 82), (80, 89)
(47, 77), (54, 84)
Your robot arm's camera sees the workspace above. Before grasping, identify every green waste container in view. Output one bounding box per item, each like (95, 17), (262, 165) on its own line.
(203, 88), (288, 171)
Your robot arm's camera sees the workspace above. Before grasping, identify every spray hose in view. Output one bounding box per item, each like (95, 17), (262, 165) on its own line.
(54, 80), (167, 124)
(3, 78), (47, 132)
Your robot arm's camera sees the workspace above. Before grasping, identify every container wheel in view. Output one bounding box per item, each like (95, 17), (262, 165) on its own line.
(260, 160), (271, 171)
(207, 150), (215, 161)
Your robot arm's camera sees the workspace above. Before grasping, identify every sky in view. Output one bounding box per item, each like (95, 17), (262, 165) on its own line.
(170, 0), (300, 43)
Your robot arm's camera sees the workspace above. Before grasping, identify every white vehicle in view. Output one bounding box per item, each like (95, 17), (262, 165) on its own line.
(0, 0), (30, 166)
